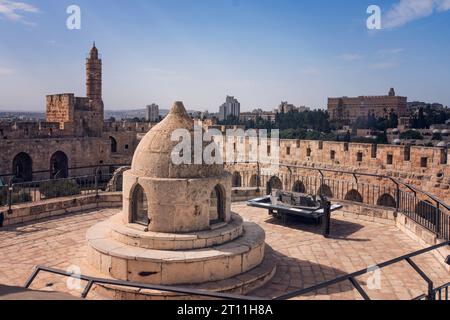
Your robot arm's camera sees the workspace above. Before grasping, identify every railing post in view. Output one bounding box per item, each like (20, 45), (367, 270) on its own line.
(7, 178), (13, 215)
(95, 168), (99, 199)
(436, 203), (441, 238)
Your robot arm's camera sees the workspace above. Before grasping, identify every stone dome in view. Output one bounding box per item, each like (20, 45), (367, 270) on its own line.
(131, 101), (224, 179)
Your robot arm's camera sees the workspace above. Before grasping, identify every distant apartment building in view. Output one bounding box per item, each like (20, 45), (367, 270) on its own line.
(278, 101), (296, 113)
(219, 96), (241, 121)
(328, 88), (408, 124)
(240, 110), (277, 123)
(145, 104), (159, 122)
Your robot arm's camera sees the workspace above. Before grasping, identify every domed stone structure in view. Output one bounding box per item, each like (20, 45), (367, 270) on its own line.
(86, 102), (275, 298)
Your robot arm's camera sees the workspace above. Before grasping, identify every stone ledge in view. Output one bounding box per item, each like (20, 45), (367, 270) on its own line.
(109, 213), (245, 250)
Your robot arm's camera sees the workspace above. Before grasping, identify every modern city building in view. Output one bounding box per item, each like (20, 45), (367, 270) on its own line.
(219, 96), (241, 121)
(145, 104), (160, 122)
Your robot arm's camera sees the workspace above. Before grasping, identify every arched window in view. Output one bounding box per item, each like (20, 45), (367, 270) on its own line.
(110, 136), (117, 153)
(50, 151), (68, 179)
(377, 194), (397, 208)
(345, 189), (363, 203)
(12, 152), (33, 182)
(210, 185), (225, 225)
(292, 181), (306, 193)
(250, 175), (261, 188)
(131, 185), (149, 226)
(318, 184), (333, 198)
(267, 176), (283, 195)
(232, 172), (242, 188)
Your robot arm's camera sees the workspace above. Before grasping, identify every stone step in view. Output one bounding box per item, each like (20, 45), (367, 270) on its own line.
(90, 247), (277, 300)
(109, 213), (244, 250)
(87, 221), (267, 285)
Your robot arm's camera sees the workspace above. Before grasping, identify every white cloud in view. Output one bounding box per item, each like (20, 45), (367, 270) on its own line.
(340, 53), (364, 61)
(0, 67), (14, 75)
(0, 0), (39, 23)
(384, 0), (450, 28)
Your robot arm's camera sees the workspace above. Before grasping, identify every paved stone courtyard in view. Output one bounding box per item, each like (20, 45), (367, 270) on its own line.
(0, 204), (448, 300)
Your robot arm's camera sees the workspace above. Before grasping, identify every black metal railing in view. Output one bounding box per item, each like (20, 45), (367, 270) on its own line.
(24, 266), (260, 300)
(273, 240), (450, 301)
(2, 162), (449, 240)
(0, 172), (123, 212)
(24, 241), (450, 300)
(414, 282), (450, 301)
(233, 163), (450, 241)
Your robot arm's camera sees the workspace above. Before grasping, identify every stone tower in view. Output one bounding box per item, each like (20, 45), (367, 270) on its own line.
(86, 42), (102, 101)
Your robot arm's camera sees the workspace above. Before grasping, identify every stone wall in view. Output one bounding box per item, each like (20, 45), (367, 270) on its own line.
(0, 192), (121, 227)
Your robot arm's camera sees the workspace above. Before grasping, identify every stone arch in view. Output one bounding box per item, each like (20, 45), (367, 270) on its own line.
(292, 181), (306, 193)
(377, 193), (397, 208)
(50, 151), (69, 179)
(317, 184), (333, 198)
(345, 189), (363, 203)
(267, 176), (283, 194)
(130, 184), (149, 226)
(210, 184), (226, 225)
(232, 172), (242, 188)
(249, 174), (261, 188)
(12, 152), (33, 182)
(110, 136), (117, 153)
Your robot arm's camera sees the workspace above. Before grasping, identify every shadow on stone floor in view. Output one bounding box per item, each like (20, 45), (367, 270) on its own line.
(263, 215), (369, 242)
(249, 248), (356, 299)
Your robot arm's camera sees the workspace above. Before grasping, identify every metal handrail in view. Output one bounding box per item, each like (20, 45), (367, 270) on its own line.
(277, 163), (450, 211)
(24, 242), (450, 300)
(24, 266), (262, 300)
(273, 240), (450, 300)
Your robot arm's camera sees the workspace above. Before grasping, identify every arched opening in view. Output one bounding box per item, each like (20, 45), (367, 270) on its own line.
(249, 175), (261, 188)
(345, 189), (363, 203)
(131, 184), (149, 226)
(210, 184), (225, 225)
(267, 176), (283, 195)
(292, 181), (306, 193)
(317, 184), (333, 198)
(12, 152), (33, 182)
(377, 194), (397, 208)
(232, 172), (242, 188)
(50, 151), (69, 179)
(110, 136), (117, 153)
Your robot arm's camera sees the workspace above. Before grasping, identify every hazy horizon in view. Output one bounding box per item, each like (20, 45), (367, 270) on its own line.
(1, 0), (450, 113)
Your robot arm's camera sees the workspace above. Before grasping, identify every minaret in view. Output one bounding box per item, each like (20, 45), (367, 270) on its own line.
(86, 42), (102, 101)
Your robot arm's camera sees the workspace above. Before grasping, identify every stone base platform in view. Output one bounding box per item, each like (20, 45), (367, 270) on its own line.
(87, 249), (276, 300)
(86, 213), (272, 287)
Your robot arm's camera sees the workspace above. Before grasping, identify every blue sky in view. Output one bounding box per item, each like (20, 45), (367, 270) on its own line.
(0, 0), (449, 112)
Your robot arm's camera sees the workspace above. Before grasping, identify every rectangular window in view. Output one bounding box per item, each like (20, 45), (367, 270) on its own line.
(440, 149), (448, 165)
(296, 140), (301, 148)
(421, 157), (428, 168)
(357, 152), (363, 162)
(330, 150), (336, 160)
(404, 146), (411, 161)
(307, 148), (312, 157)
(371, 144), (377, 158)
(319, 141), (324, 150)
(344, 143), (349, 152)
(267, 145), (271, 155)
(387, 154), (393, 165)
(286, 147), (291, 155)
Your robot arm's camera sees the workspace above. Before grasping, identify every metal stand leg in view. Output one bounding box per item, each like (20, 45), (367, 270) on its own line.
(323, 201), (331, 238)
